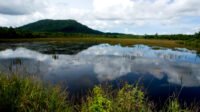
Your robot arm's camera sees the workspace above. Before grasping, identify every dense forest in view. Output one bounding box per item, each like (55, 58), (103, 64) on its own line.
(0, 27), (43, 38)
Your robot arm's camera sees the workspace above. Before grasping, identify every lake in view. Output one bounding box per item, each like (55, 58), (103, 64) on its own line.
(0, 42), (200, 104)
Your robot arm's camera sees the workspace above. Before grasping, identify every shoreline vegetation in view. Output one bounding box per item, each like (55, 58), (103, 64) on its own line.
(0, 26), (200, 53)
(0, 37), (199, 53)
(0, 74), (199, 112)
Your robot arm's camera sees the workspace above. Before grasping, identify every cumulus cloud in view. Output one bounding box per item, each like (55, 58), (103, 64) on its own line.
(0, 0), (200, 34)
(93, 0), (200, 23)
(92, 0), (200, 33)
(0, 0), (46, 15)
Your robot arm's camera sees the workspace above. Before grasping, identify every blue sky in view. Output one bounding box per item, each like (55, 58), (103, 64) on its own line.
(0, 0), (200, 34)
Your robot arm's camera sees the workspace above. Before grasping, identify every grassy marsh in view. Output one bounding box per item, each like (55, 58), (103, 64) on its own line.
(2, 37), (200, 53)
(0, 74), (198, 112)
(0, 37), (184, 48)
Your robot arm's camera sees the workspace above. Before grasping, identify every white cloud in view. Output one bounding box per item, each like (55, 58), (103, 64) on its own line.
(91, 0), (200, 33)
(93, 0), (200, 21)
(0, 0), (46, 15)
(0, 0), (200, 34)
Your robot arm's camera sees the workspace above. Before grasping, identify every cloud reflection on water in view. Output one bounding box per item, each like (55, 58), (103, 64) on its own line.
(0, 44), (199, 87)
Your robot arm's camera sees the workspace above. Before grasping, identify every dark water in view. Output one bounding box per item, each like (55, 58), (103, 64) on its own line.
(0, 42), (95, 54)
(0, 43), (200, 104)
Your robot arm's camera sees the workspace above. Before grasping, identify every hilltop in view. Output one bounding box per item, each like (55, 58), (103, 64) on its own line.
(18, 19), (102, 34)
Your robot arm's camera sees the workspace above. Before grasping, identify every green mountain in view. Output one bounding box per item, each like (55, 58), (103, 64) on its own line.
(18, 19), (102, 34)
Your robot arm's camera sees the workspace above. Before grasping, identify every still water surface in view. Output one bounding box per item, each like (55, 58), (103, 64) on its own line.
(0, 43), (200, 103)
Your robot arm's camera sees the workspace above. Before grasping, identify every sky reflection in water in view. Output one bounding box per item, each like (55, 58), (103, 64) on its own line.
(0, 44), (200, 101)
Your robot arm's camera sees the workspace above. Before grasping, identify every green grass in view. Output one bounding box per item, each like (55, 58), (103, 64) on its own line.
(0, 74), (198, 112)
(181, 39), (200, 53)
(166, 99), (188, 112)
(0, 74), (72, 112)
(81, 84), (195, 112)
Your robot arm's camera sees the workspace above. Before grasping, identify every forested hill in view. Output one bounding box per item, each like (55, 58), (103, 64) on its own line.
(18, 19), (103, 34)
(0, 19), (199, 40)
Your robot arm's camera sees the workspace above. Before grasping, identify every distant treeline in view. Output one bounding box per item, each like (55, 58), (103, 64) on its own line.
(143, 32), (200, 40)
(0, 27), (200, 40)
(0, 27), (44, 39)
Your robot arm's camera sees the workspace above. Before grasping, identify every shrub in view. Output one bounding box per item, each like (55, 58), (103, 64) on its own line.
(113, 84), (152, 112)
(0, 74), (72, 112)
(81, 86), (112, 112)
